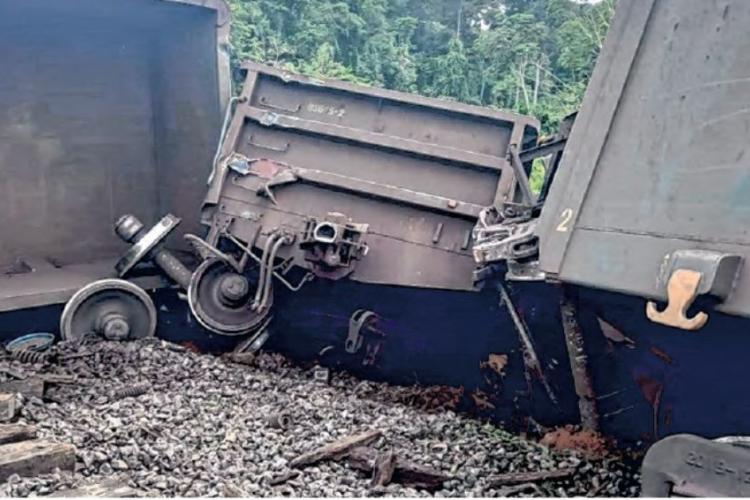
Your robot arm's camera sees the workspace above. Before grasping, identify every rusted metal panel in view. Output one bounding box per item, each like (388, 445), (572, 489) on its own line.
(203, 63), (539, 290)
(0, 0), (230, 310)
(537, 0), (750, 319)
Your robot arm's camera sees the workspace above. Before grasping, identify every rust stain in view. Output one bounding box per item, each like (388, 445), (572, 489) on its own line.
(636, 375), (663, 406)
(481, 353), (509, 376)
(471, 389), (496, 411)
(179, 341), (202, 353)
(650, 346), (673, 365)
(597, 317), (635, 347)
(636, 374), (664, 439)
(664, 404), (673, 428)
(540, 425), (610, 458)
(249, 158), (283, 179)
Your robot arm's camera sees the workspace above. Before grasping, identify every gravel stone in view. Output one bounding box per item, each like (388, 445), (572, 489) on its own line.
(0, 338), (640, 497)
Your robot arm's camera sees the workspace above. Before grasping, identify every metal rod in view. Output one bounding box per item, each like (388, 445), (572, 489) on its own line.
(498, 284), (558, 405)
(559, 286), (600, 431)
(258, 236), (288, 311)
(507, 143), (537, 207)
(253, 234), (278, 308)
(226, 234), (313, 293)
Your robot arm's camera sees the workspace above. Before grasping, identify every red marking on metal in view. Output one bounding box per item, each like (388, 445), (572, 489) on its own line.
(635, 375), (662, 406)
(179, 341), (203, 353)
(649, 346), (673, 365)
(249, 159), (282, 179)
(597, 317), (635, 346)
(635, 374), (664, 438)
(664, 404), (673, 428)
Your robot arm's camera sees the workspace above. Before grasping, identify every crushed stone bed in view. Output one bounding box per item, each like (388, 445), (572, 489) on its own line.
(0, 338), (640, 497)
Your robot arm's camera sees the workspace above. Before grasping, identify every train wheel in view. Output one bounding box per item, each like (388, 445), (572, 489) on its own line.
(60, 279), (157, 341)
(187, 258), (271, 336)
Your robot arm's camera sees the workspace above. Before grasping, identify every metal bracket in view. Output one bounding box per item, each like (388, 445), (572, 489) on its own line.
(641, 434), (750, 497)
(184, 234), (243, 273)
(345, 309), (378, 353)
(300, 213), (369, 280)
(345, 309), (386, 366)
(114, 214), (181, 277)
(646, 269), (709, 330)
(646, 250), (742, 331)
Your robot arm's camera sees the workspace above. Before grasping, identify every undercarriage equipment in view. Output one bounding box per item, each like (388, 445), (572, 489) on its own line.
(115, 214), (192, 288)
(188, 258), (269, 336)
(60, 279), (157, 341)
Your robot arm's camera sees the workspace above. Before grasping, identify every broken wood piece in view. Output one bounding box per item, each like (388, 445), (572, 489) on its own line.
(487, 467), (576, 487)
(0, 440), (75, 481)
(224, 352), (256, 366)
(41, 374), (77, 385)
(57, 351), (94, 362)
(50, 479), (141, 497)
(0, 424), (37, 445)
(496, 482), (544, 497)
(0, 393), (19, 422)
(290, 429), (382, 468)
(347, 446), (451, 491)
(269, 469), (301, 486)
(0, 378), (45, 399)
(0, 364), (27, 380)
(371, 450), (397, 487)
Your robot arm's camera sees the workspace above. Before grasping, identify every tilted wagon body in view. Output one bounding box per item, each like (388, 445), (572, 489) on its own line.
(476, 0), (750, 445)
(0, 1), (579, 433)
(195, 63), (578, 428)
(0, 0), (231, 312)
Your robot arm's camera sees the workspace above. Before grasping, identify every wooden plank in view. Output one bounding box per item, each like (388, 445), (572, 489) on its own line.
(0, 440), (75, 481)
(487, 467), (576, 487)
(41, 374), (78, 386)
(371, 450), (397, 487)
(347, 447), (451, 491)
(290, 429), (382, 468)
(51, 479), (141, 497)
(0, 424), (37, 445)
(0, 393), (19, 422)
(269, 470), (301, 487)
(0, 378), (45, 399)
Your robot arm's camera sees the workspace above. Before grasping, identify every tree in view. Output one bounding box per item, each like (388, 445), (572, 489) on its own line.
(224, 0), (616, 132)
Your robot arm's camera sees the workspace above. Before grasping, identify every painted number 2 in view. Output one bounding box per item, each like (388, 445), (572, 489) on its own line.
(556, 208), (573, 232)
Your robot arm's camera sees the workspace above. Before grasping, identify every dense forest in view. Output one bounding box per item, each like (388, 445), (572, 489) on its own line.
(225, 0), (615, 132)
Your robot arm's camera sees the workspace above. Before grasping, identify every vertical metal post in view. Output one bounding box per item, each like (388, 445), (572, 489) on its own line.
(559, 286), (599, 431)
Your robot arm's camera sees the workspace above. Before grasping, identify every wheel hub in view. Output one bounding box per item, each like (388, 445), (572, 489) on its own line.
(188, 258), (271, 336)
(60, 279), (157, 341)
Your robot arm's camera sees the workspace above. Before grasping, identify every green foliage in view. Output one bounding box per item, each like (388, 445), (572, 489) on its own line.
(225, 0), (615, 132)
(529, 158), (547, 195)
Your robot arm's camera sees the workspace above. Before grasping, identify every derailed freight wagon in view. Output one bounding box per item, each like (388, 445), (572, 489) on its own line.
(475, 0), (750, 448)
(0, 0), (231, 338)
(0, 0), (581, 434)
(168, 63), (580, 429)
